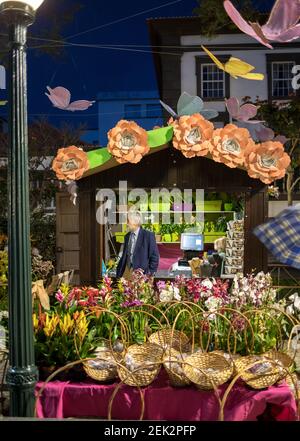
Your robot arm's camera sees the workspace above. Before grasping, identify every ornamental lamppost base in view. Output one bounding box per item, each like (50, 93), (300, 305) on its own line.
(0, 0), (39, 417)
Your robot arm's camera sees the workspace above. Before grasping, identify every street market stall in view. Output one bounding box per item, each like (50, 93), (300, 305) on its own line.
(75, 144), (268, 285)
(45, 90), (298, 421)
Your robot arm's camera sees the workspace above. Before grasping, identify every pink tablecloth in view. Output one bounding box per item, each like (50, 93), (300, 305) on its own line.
(35, 370), (298, 421)
(157, 244), (182, 270)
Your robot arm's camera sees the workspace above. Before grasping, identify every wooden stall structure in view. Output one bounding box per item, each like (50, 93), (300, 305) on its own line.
(77, 146), (268, 285)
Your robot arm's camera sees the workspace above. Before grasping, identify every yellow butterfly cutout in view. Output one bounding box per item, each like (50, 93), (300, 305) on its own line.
(0, 100), (7, 106)
(201, 46), (264, 81)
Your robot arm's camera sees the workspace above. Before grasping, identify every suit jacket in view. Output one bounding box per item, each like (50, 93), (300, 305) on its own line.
(116, 228), (160, 278)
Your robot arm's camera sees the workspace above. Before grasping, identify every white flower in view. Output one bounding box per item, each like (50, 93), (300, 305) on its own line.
(173, 286), (181, 302)
(201, 279), (213, 290)
(286, 304), (295, 316)
(289, 293), (300, 311)
(0, 311), (8, 321)
(204, 296), (222, 312)
(159, 289), (174, 302)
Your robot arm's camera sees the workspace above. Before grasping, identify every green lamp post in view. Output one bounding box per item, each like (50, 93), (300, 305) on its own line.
(0, 0), (45, 416)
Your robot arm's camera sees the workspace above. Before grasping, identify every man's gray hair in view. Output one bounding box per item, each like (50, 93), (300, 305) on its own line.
(128, 208), (142, 226)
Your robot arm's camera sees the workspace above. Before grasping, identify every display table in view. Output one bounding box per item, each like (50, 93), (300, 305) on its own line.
(35, 370), (298, 421)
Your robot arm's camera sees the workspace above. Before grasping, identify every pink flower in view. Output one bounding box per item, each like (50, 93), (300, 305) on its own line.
(55, 290), (64, 303)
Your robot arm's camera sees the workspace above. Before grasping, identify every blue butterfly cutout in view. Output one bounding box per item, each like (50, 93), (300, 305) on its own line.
(160, 92), (219, 120)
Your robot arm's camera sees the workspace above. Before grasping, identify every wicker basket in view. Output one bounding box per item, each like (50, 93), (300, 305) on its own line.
(183, 352), (233, 390)
(234, 355), (286, 390)
(263, 350), (294, 370)
(148, 328), (191, 352)
(285, 372), (300, 400)
(163, 348), (191, 387)
(118, 343), (164, 387)
(83, 350), (121, 382)
(211, 350), (241, 375)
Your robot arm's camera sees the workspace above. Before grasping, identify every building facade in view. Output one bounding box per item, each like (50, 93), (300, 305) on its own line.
(97, 90), (163, 146)
(148, 16), (300, 128)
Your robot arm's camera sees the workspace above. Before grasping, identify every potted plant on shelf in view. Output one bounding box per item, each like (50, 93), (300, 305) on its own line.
(160, 224), (172, 242)
(216, 216), (228, 233)
(197, 192), (222, 212)
(170, 224), (180, 242)
(224, 197), (233, 212)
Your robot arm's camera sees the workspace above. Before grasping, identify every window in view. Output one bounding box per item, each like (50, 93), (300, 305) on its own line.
(201, 64), (225, 99)
(146, 103), (162, 118)
(267, 53), (300, 100)
(196, 55), (230, 102)
(272, 62), (295, 98)
(124, 104), (142, 119)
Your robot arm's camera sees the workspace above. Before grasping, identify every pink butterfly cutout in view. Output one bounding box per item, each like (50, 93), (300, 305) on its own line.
(255, 125), (288, 144)
(45, 86), (95, 111)
(225, 97), (263, 124)
(224, 0), (300, 49)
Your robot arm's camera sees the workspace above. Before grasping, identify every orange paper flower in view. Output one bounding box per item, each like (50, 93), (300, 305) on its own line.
(169, 113), (214, 158)
(52, 146), (89, 181)
(246, 141), (291, 184)
(209, 124), (255, 168)
(107, 120), (149, 164)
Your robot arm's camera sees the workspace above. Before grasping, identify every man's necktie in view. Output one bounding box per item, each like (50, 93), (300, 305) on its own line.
(127, 232), (136, 268)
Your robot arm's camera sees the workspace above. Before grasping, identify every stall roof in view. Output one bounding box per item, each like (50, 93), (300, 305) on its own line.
(82, 126), (173, 179)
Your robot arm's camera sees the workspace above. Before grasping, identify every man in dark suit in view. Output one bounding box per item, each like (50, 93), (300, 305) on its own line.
(116, 210), (160, 279)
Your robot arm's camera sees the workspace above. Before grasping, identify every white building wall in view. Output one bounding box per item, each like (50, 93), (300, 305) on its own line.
(180, 34), (299, 103)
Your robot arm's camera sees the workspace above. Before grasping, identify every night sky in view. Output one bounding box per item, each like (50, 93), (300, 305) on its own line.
(0, 0), (274, 132)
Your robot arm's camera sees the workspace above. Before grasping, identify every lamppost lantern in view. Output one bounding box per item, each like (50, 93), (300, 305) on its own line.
(0, 0), (45, 418)
(0, 0), (44, 12)
(0, 0), (44, 22)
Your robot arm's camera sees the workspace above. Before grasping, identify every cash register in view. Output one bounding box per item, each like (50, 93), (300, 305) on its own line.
(169, 233), (204, 277)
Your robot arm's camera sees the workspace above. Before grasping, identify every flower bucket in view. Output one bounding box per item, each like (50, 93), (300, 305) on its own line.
(115, 232), (126, 243)
(224, 203), (233, 211)
(203, 200), (222, 212)
(155, 234), (162, 242)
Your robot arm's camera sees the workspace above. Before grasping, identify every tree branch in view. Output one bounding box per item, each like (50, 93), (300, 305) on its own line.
(290, 176), (300, 193)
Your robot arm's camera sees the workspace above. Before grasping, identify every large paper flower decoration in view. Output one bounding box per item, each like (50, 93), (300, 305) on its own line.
(52, 146), (89, 181)
(246, 141), (291, 184)
(107, 120), (149, 164)
(169, 113), (214, 158)
(209, 124), (255, 168)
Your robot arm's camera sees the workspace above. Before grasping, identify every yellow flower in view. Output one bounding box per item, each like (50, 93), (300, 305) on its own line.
(59, 313), (74, 335)
(75, 311), (88, 342)
(44, 314), (59, 338)
(32, 313), (39, 332)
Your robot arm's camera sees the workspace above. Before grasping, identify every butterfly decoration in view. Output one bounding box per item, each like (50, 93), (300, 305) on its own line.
(65, 180), (78, 205)
(201, 46), (264, 81)
(159, 91), (219, 120)
(0, 101), (7, 106)
(225, 97), (263, 124)
(255, 125), (288, 145)
(224, 0), (300, 49)
(45, 86), (95, 111)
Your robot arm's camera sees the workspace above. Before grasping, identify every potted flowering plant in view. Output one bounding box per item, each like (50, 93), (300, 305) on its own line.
(117, 270), (156, 344)
(34, 308), (98, 380)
